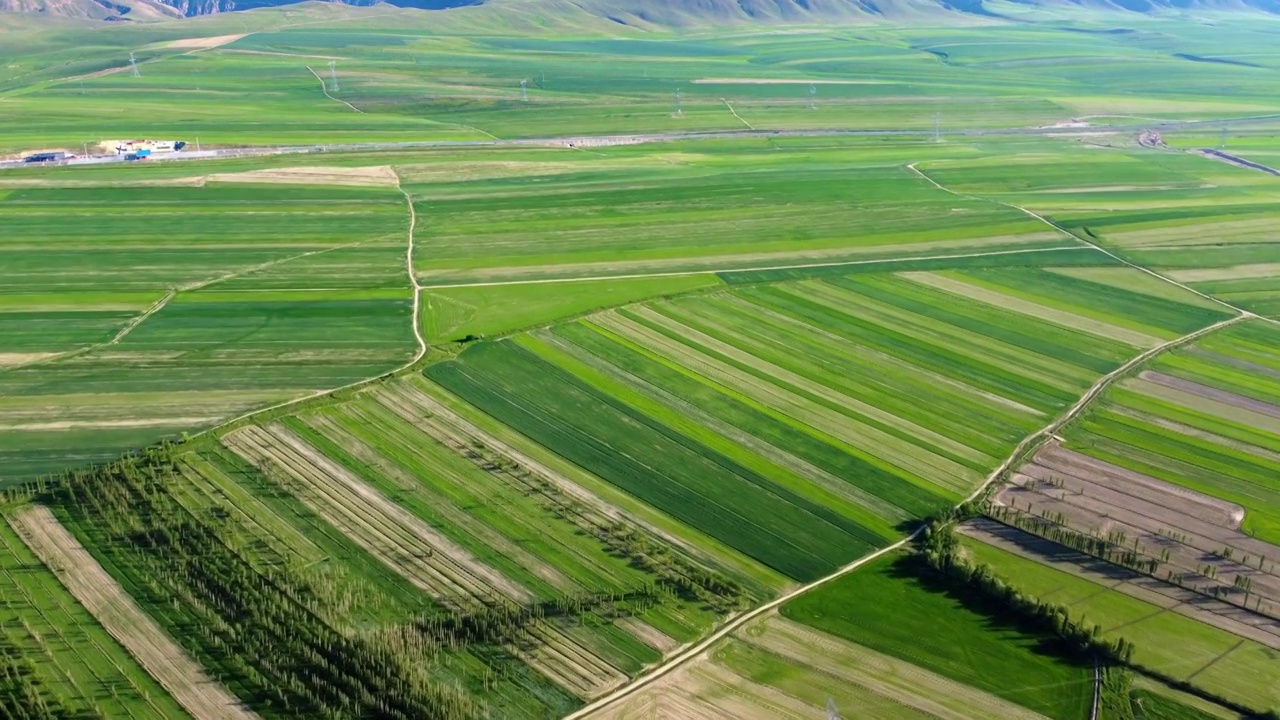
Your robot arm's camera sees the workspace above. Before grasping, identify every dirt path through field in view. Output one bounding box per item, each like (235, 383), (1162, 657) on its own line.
(570, 310), (1248, 719)
(10, 506), (258, 720)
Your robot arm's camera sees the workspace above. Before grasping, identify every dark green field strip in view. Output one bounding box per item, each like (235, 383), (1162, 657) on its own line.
(427, 341), (884, 581)
(947, 268), (1234, 336)
(715, 246), (1110, 284)
(831, 274), (1139, 373)
(624, 299), (999, 476)
(0, 310), (133, 352)
(126, 298), (414, 349)
(1068, 408), (1280, 542)
(547, 319), (951, 523)
(781, 553), (1094, 720)
(527, 325), (920, 538)
(735, 283), (1080, 412)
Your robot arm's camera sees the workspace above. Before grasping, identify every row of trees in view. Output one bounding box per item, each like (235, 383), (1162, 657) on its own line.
(43, 445), (483, 720)
(988, 502), (1276, 618)
(0, 637), (97, 720)
(917, 522), (1136, 665)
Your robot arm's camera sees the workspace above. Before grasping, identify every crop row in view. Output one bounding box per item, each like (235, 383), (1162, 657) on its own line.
(429, 266), (1227, 581)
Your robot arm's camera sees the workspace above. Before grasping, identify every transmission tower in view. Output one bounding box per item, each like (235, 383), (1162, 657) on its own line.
(674, 88), (683, 117)
(808, 84), (817, 110)
(1219, 125), (1228, 150)
(520, 78), (529, 102)
(328, 61), (339, 93)
(933, 112), (941, 143)
(826, 698), (841, 720)
(129, 52), (141, 78)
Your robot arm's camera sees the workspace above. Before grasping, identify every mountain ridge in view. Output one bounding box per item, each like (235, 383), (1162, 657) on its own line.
(3, 0), (1279, 25)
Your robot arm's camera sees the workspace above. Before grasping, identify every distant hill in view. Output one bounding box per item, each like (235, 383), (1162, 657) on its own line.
(2, 0), (1279, 23)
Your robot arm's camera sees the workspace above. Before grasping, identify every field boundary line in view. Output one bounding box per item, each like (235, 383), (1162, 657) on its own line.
(107, 289), (175, 345)
(420, 245), (1086, 289)
(722, 99), (755, 130)
(305, 65), (364, 113)
(906, 162), (1261, 321)
(1, 288), (177, 373)
(566, 312), (1248, 720)
(189, 175), (426, 439)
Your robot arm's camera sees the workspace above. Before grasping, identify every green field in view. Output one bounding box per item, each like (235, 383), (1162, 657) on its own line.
(960, 528), (1280, 712)
(426, 264), (1225, 581)
(4, 5), (1280, 719)
(0, 179), (417, 481)
(1063, 320), (1280, 542)
(781, 552), (1095, 720)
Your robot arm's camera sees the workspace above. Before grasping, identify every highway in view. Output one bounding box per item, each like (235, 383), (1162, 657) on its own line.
(4, 113), (1279, 171)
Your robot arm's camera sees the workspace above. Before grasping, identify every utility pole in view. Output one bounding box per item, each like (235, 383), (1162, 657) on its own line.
(328, 61), (339, 93)
(129, 52), (141, 78)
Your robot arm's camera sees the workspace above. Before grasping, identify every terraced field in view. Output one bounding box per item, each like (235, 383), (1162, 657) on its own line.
(427, 266), (1230, 581)
(0, 178), (416, 481)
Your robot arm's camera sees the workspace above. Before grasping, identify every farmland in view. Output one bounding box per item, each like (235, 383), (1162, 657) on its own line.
(3, 5), (1280, 719)
(0, 176), (417, 481)
(427, 264), (1230, 580)
(958, 521), (1280, 712)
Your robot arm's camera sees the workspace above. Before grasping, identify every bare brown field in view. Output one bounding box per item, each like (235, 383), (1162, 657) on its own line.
(9, 506), (257, 720)
(206, 165), (399, 187)
(165, 33), (247, 50)
(960, 519), (1280, 651)
(996, 443), (1280, 624)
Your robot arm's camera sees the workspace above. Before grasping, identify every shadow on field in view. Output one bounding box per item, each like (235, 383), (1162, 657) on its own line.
(886, 553), (1094, 667)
